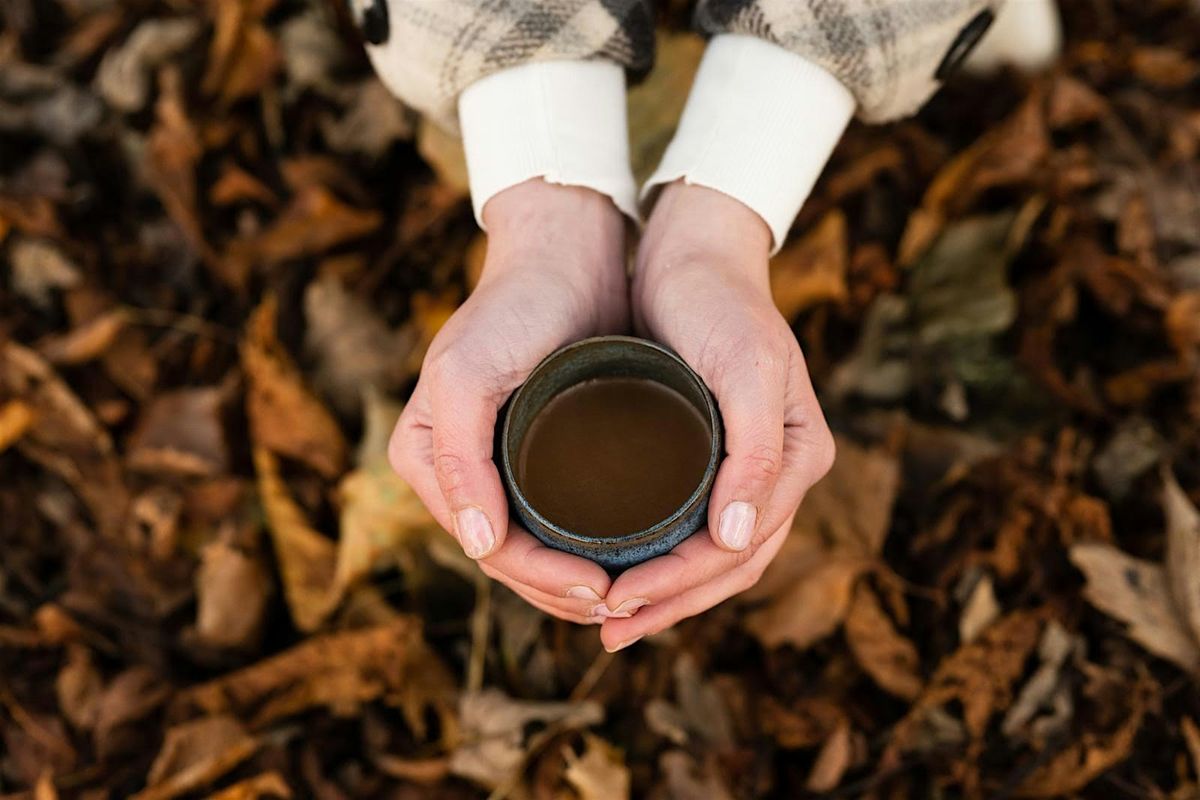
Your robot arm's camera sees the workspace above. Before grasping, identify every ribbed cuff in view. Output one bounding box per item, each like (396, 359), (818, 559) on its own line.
(458, 60), (639, 228)
(641, 35), (855, 254)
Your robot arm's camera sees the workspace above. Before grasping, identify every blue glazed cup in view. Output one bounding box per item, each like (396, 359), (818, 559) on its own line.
(498, 336), (723, 571)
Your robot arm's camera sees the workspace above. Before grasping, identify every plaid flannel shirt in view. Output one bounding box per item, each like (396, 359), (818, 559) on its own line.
(353, 0), (1001, 131)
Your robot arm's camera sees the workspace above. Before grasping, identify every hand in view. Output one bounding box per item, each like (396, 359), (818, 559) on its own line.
(598, 182), (836, 651)
(389, 179), (628, 623)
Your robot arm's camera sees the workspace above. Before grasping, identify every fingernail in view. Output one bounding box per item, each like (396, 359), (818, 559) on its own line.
(567, 586), (603, 601)
(607, 597), (649, 618)
(718, 502), (757, 551)
(605, 635), (644, 653)
(589, 603), (619, 619)
(455, 507), (495, 559)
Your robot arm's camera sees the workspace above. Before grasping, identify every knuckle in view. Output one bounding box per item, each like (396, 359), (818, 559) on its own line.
(813, 426), (837, 477)
(432, 451), (470, 496)
(744, 443), (783, 483)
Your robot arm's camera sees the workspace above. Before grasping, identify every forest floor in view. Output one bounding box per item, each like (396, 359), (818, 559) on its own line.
(1, 0), (1200, 797)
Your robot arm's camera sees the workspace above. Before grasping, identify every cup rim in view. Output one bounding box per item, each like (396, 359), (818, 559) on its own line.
(500, 335), (722, 547)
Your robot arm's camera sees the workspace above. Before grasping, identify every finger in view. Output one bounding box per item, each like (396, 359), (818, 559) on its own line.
(424, 361), (511, 560)
(602, 520), (781, 614)
(388, 381), (453, 530)
(480, 524), (613, 600)
(600, 515), (792, 651)
(510, 586), (602, 625)
(483, 566), (606, 622)
(704, 339), (787, 552)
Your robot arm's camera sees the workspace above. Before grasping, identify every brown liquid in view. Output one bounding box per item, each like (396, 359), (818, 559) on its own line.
(516, 377), (711, 538)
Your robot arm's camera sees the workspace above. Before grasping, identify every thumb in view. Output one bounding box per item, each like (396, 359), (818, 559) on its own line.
(429, 371), (511, 560)
(705, 350), (786, 553)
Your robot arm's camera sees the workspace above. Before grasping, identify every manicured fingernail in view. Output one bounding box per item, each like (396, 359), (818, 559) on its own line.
(718, 502), (756, 551)
(590, 603), (617, 619)
(567, 586), (602, 601)
(606, 635), (644, 653)
(455, 507), (495, 559)
(608, 598), (649, 618)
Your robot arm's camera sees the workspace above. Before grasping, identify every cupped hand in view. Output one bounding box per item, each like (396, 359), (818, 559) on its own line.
(598, 182), (836, 651)
(389, 179), (628, 623)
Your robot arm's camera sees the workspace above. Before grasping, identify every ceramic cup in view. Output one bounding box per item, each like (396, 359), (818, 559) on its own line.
(498, 335), (723, 571)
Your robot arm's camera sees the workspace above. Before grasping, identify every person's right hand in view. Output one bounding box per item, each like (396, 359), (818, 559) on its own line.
(389, 179), (628, 623)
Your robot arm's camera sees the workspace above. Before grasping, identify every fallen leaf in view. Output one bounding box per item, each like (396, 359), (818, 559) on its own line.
(1003, 621), (1080, 742)
(744, 557), (872, 650)
(887, 610), (1043, 765)
(303, 275), (416, 418)
(1183, 717), (1200, 782)
(93, 666), (172, 759)
(805, 720), (853, 793)
(192, 540), (270, 649)
(0, 399), (35, 452)
(1092, 417), (1164, 498)
(321, 79), (414, 158)
(1069, 542), (1200, 672)
(657, 750), (735, 800)
(254, 446), (339, 632)
(36, 309), (127, 365)
(0, 342), (128, 537)
(8, 237), (81, 308)
(564, 734), (630, 800)
(202, 0), (281, 106)
(844, 583), (923, 700)
(450, 689), (602, 790)
(127, 387), (230, 477)
(1130, 46), (1199, 89)
(233, 185), (381, 266)
(769, 210), (849, 319)
(1014, 680), (1151, 797)
(55, 645), (103, 731)
(174, 619), (455, 732)
(139, 716), (258, 800)
(1164, 470), (1200, 645)
(204, 772), (292, 800)
(242, 298), (347, 479)
(959, 572), (1001, 644)
(333, 390), (473, 603)
(94, 17), (202, 112)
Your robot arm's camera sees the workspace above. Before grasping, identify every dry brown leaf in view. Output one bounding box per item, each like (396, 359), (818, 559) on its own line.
(1167, 291), (1200, 354)
(1047, 74), (1108, 128)
(887, 611), (1043, 766)
(1070, 542), (1200, 672)
(253, 446), (339, 632)
(303, 275), (416, 418)
(1183, 717), (1200, 781)
(334, 391), (473, 603)
(202, 0), (281, 105)
(35, 771), (57, 800)
(236, 185), (381, 266)
(0, 342), (128, 537)
(127, 387), (230, 478)
(658, 750), (735, 800)
(0, 399), (35, 452)
(758, 696), (846, 750)
(93, 666), (172, 759)
(173, 619), (455, 732)
(564, 734), (630, 800)
(960, 573), (1001, 644)
(1130, 46), (1200, 89)
(193, 541), (270, 649)
(139, 715), (258, 800)
(805, 720), (853, 793)
(451, 689), (602, 790)
(744, 556), (873, 650)
(55, 645), (103, 732)
(769, 210), (849, 319)
(242, 298), (347, 478)
(204, 772), (292, 800)
(36, 309), (126, 365)
(1164, 470), (1200, 646)
(1014, 681), (1151, 797)
(844, 583), (923, 700)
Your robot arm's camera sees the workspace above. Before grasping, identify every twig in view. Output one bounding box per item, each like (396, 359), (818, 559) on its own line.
(467, 575), (491, 694)
(119, 306), (239, 344)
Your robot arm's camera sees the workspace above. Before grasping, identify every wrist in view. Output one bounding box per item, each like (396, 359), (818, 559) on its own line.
(480, 179), (627, 287)
(637, 182), (772, 292)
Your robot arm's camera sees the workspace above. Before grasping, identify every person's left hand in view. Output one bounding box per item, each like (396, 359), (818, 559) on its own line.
(597, 182), (837, 652)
